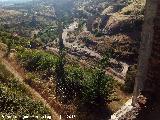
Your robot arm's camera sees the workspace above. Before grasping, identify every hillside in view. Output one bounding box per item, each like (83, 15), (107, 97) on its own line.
(0, 62), (51, 119)
(105, 0), (145, 34)
(0, 0), (147, 119)
(93, 0), (146, 63)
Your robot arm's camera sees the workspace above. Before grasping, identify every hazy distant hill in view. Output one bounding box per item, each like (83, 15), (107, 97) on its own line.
(0, 0), (32, 6)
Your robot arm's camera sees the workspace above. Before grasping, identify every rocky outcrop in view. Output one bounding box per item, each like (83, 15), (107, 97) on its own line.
(120, 0), (146, 15)
(101, 5), (125, 15)
(94, 0), (146, 63)
(104, 0), (145, 35)
(133, 0), (160, 119)
(105, 14), (143, 35)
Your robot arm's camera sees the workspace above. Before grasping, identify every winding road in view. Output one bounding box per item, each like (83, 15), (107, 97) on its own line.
(61, 21), (129, 83)
(46, 21), (129, 84)
(62, 21), (102, 58)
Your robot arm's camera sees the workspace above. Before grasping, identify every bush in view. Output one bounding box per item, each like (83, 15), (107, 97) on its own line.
(0, 63), (50, 119)
(124, 65), (137, 93)
(0, 31), (34, 48)
(17, 50), (58, 72)
(56, 64), (116, 107)
(65, 65), (84, 101)
(81, 69), (115, 107)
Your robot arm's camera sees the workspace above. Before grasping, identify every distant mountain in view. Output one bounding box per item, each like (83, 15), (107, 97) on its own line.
(0, 0), (33, 6)
(2, 0), (32, 2)
(1, 0), (32, 5)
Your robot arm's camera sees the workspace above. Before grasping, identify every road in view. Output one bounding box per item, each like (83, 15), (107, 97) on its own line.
(48, 21), (129, 83)
(62, 21), (102, 58)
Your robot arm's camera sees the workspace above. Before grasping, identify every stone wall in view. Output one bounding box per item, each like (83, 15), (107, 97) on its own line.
(141, 0), (160, 101)
(110, 0), (160, 119)
(133, 0), (158, 104)
(133, 0), (160, 119)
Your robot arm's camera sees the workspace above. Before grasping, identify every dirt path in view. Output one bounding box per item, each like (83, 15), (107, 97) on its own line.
(110, 98), (133, 120)
(0, 52), (60, 120)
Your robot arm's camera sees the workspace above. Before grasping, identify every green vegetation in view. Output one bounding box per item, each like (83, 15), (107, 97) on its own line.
(5, 39), (13, 57)
(37, 27), (58, 44)
(57, 54), (116, 108)
(0, 62), (50, 119)
(0, 0), (143, 119)
(65, 65), (83, 100)
(55, 53), (66, 100)
(16, 48), (116, 108)
(0, 31), (42, 49)
(56, 64), (116, 108)
(54, 0), (74, 27)
(124, 65), (137, 93)
(81, 69), (115, 107)
(17, 49), (58, 72)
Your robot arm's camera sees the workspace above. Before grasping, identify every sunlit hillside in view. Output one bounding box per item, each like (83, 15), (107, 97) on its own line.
(0, 0), (147, 120)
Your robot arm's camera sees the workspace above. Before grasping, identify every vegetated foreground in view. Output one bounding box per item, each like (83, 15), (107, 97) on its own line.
(0, 61), (51, 119)
(0, 0), (145, 119)
(0, 35), (130, 120)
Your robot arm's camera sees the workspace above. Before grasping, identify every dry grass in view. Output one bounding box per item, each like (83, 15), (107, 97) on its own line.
(108, 83), (132, 112)
(120, 0), (146, 15)
(105, 0), (145, 33)
(0, 42), (7, 51)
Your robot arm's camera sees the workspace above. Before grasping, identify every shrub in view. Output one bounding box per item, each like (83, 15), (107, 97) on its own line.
(124, 65), (137, 93)
(0, 63), (50, 119)
(81, 69), (115, 107)
(55, 64), (116, 107)
(17, 50), (58, 72)
(65, 65), (84, 101)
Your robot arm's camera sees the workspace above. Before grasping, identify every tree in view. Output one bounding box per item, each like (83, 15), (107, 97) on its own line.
(55, 56), (66, 101)
(80, 50), (115, 108)
(54, 3), (67, 102)
(81, 69), (115, 107)
(99, 52), (111, 69)
(5, 39), (14, 57)
(124, 65), (137, 93)
(65, 66), (83, 101)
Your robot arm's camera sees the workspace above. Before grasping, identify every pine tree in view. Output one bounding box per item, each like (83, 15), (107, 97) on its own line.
(5, 39), (13, 58)
(54, 3), (67, 102)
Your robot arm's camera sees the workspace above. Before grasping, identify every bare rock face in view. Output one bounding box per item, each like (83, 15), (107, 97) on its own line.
(101, 5), (125, 15)
(104, 2), (145, 34)
(93, 0), (146, 64)
(110, 34), (140, 63)
(103, 0), (145, 35)
(140, 0), (160, 104)
(92, 33), (140, 64)
(133, 0), (160, 119)
(105, 14), (143, 35)
(120, 0), (146, 15)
